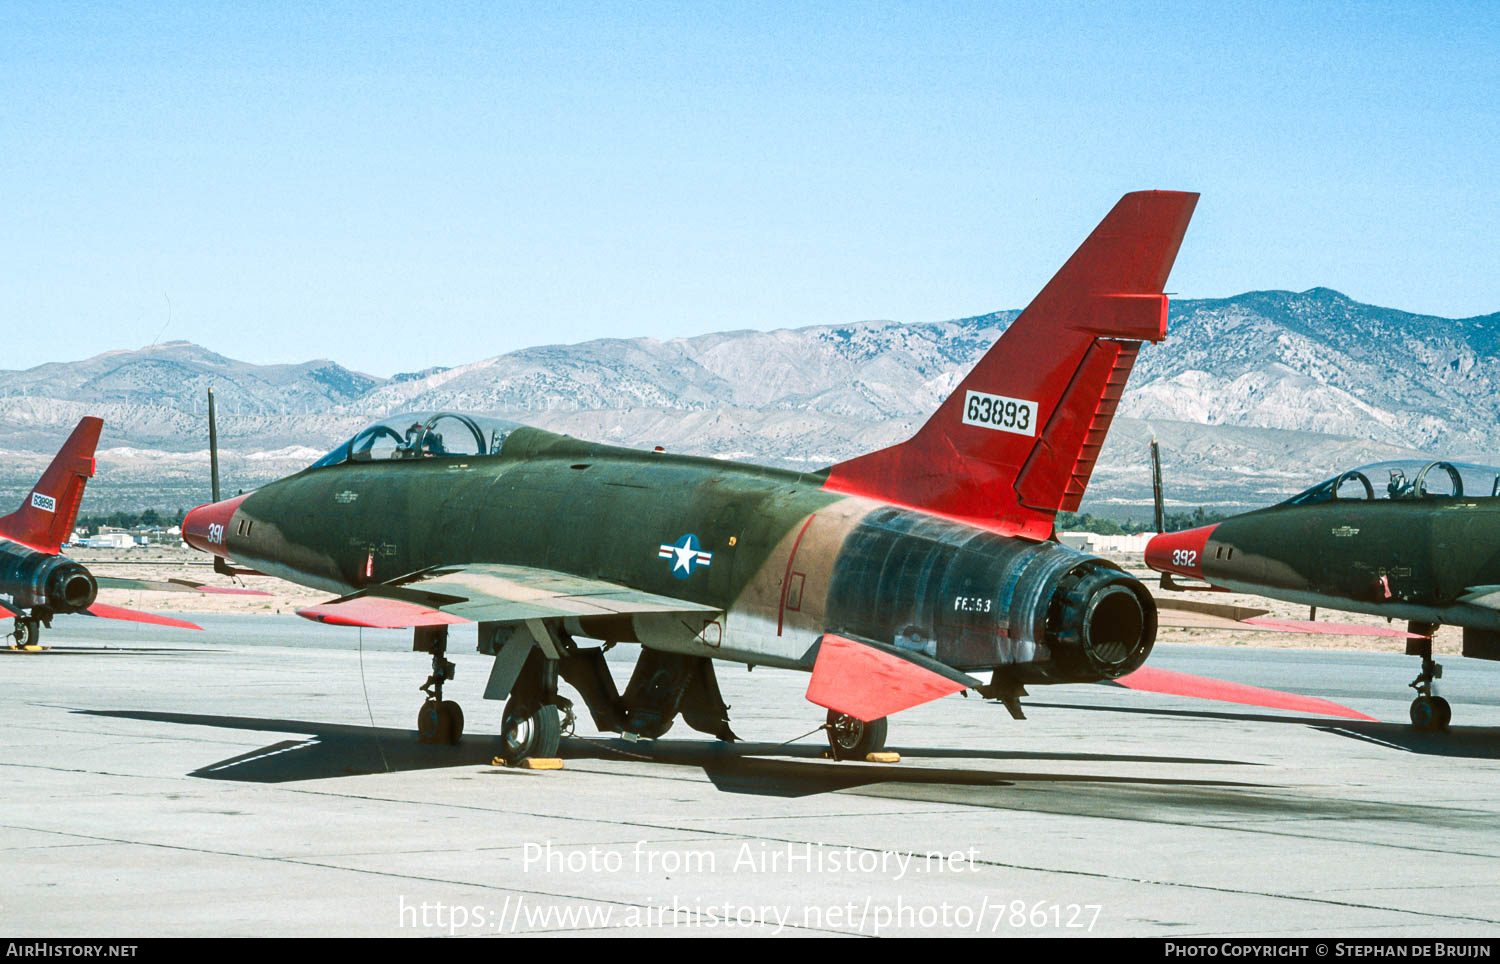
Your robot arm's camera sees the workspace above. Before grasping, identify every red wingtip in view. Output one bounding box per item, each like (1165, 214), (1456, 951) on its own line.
(297, 596), (469, 629)
(86, 603), (203, 631)
(1115, 665), (1376, 721)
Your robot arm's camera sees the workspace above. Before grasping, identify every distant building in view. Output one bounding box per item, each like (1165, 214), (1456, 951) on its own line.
(84, 533), (136, 549)
(1057, 531), (1150, 555)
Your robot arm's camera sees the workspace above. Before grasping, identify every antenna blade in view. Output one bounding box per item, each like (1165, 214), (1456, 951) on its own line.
(1150, 438), (1165, 534)
(207, 387), (221, 503)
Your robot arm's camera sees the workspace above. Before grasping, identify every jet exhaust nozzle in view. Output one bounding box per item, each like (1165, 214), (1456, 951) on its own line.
(1044, 563), (1157, 681)
(0, 541), (99, 613)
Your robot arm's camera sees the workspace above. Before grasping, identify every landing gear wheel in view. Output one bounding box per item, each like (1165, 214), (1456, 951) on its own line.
(1410, 695), (1451, 732)
(499, 699), (561, 765)
(440, 701), (464, 743)
(11, 618), (38, 648)
(1435, 696), (1453, 729)
(825, 710), (888, 761)
(417, 699), (464, 744)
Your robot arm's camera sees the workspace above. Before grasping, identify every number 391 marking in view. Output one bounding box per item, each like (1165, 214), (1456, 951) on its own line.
(962, 390), (1038, 437)
(1172, 549), (1197, 568)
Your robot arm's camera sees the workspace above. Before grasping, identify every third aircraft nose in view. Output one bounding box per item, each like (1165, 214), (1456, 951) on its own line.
(182, 495), (247, 558)
(1144, 524), (1218, 580)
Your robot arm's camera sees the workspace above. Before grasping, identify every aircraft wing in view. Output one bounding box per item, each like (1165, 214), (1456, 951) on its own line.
(296, 563), (721, 629)
(1459, 586), (1500, 610)
(96, 576), (272, 596)
(1154, 597), (1419, 638)
(84, 602), (203, 631)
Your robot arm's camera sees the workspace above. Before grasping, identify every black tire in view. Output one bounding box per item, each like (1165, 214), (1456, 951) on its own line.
(416, 700), (463, 744)
(416, 700), (442, 743)
(825, 710), (888, 761)
(1410, 696), (1442, 731)
(1433, 696), (1453, 730)
(12, 619), (36, 648)
(500, 699), (561, 765)
(439, 701), (464, 744)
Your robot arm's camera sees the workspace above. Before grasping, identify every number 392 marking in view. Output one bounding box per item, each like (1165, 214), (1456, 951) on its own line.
(962, 391), (1038, 437)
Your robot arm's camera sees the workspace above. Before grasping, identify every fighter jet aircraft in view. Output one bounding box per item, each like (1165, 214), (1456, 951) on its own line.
(1, 417), (267, 649)
(1147, 455), (1500, 730)
(182, 190), (1210, 763)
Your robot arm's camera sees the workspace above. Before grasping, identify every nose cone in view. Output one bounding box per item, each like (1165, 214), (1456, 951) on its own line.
(1144, 524), (1217, 580)
(182, 495), (248, 557)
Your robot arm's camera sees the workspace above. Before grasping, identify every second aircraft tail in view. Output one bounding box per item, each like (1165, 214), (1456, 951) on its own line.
(0, 417), (102, 554)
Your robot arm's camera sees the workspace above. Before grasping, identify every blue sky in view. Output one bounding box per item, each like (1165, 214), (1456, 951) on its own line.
(3, 1), (1496, 376)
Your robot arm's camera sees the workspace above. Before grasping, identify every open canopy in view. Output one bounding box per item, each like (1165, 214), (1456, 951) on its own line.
(308, 412), (522, 469)
(1282, 459), (1500, 506)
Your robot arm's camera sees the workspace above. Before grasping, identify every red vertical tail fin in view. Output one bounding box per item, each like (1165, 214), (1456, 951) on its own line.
(0, 417), (102, 553)
(822, 190), (1198, 539)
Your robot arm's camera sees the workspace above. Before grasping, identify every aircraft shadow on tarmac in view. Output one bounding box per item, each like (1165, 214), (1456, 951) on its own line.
(78, 706), (1499, 827)
(1029, 700), (1500, 759)
(75, 708), (1265, 798)
(3, 647), (223, 656)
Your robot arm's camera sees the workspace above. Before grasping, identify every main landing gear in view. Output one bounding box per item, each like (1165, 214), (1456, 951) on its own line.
(7, 613), (47, 651)
(824, 710), (888, 761)
(415, 627), (464, 745)
(1407, 621), (1451, 732)
(497, 647), (570, 765)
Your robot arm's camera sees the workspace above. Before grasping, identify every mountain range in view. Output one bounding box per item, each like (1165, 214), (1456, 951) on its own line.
(2, 288), (1494, 517)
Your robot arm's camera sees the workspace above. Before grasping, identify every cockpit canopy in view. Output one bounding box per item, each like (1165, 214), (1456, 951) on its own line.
(309, 412), (521, 469)
(1282, 459), (1500, 506)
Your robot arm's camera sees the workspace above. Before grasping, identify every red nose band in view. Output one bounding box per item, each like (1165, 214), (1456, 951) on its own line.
(1144, 524), (1217, 579)
(182, 495), (248, 557)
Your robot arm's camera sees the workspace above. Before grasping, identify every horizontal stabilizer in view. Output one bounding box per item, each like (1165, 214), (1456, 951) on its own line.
(1113, 665), (1376, 721)
(805, 633), (977, 722)
(85, 603), (203, 631)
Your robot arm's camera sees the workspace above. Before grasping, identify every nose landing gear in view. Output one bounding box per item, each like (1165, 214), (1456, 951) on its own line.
(415, 626), (463, 744)
(1407, 622), (1451, 732)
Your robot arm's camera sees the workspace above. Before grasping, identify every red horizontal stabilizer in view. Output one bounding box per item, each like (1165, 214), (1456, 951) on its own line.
(86, 602), (203, 631)
(1241, 617), (1420, 638)
(1114, 665), (1376, 721)
(806, 634), (969, 722)
(297, 596), (470, 629)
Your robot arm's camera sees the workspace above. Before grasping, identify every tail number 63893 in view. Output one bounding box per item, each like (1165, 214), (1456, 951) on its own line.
(961, 390), (1038, 437)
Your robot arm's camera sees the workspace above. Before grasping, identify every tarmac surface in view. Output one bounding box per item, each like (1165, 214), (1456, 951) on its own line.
(6, 614), (1500, 937)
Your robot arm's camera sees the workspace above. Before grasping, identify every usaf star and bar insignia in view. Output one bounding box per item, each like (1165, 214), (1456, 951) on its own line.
(658, 533), (713, 579)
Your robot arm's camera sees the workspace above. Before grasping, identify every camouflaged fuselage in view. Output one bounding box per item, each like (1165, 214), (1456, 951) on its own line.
(223, 426), (1142, 678)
